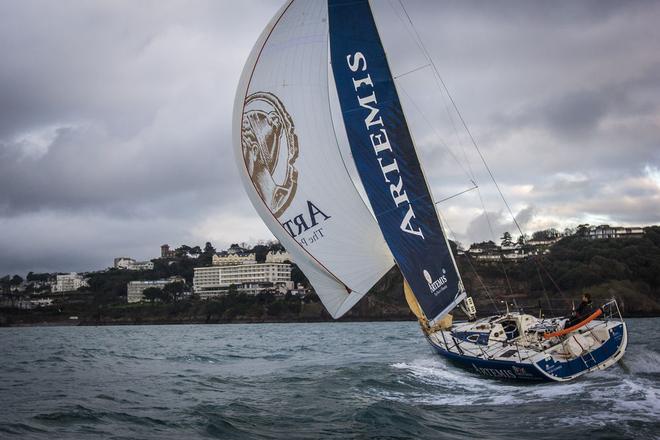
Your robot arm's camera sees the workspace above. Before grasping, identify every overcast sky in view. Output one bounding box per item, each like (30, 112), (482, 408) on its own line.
(1, 0), (658, 276)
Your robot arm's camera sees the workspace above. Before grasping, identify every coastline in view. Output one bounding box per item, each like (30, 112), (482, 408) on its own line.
(2, 313), (657, 328)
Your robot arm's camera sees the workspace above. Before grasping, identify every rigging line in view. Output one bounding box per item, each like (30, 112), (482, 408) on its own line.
(474, 186), (516, 297)
(439, 80), (477, 183)
(439, 80), (477, 181)
(397, 1), (573, 303)
(536, 265), (554, 316)
(440, 212), (501, 314)
(393, 0), (516, 298)
(391, 0), (514, 303)
(498, 250), (516, 298)
(388, 0), (477, 184)
(397, 83), (474, 183)
(435, 182), (479, 205)
(532, 254), (569, 305)
(397, 0), (525, 239)
(387, 0), (477, 182)
(398, 55), (516, 296)
(465, 253), (501, 315)
(393, 63), (431, 79)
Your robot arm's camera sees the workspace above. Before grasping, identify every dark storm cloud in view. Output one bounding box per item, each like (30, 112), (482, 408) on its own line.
(0, 0), (280, 274)
(0, 117), (234, 215)
(496, 62), (660, 139)
(1, 0), (659, 275)
(0, 0), (274, 217)
(376, 0), (660, 244)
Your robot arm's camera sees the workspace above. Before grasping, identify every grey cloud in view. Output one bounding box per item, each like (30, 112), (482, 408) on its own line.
(0, 0), (277, 218)
(0, 0), (280, 275)
(462, 205), (536, 245)
(494, 62), (660, 140)
(1, 0), (659, 276)
(532, 91), (610, 137)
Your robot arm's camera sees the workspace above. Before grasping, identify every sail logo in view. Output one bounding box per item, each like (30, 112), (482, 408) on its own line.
(241, 92), (299, 218)
(281, 200), (331, 240)
(423, 268), (448, 295)
(346, 51), (424, 240)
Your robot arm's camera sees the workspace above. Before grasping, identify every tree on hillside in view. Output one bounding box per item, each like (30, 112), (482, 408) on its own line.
(157, 289), (173, 303)
(26, 272), (50, 282)
(532, 229), (560, 241)
(252, 245), (269, 262)
(163, 281), (185, 302)
(473, 240), (498, 249)
(501, 232), (513, 247)
(175, 245), (191, 257)
(199, 242), (217, 265)
(10, 275), (23, 286)
(448, 240), (462, 255)
(531, 230), (545, 241)
(290, 263), (309, 288)
(143, 287), (162, 303)
(576, 224), (590, 237)
(0, 275), (10, 294)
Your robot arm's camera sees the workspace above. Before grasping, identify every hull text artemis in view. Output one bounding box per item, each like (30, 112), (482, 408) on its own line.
(346, 52), (424, 239)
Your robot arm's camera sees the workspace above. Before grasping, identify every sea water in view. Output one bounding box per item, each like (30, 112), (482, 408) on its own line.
(1, 319), (658, 439)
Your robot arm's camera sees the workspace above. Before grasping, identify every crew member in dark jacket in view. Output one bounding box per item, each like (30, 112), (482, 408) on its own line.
(566, 293), (593, 328)
(575, 293), (593, 319)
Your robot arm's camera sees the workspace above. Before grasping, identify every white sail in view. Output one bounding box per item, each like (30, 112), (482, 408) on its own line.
(233, 0), (394, 318)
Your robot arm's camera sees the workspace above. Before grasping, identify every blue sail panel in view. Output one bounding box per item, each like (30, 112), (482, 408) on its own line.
(328, 0), (465, 320)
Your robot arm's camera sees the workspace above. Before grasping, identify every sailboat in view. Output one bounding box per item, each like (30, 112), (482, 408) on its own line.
(233, 0), (627, 381)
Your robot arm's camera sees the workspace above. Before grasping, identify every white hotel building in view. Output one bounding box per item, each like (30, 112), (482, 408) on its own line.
(126, 276), (185, 303)
(212, 252), (255, 266)
(113, 257), (154, 271)
(52, 273), (88, 293)
(193, 262), (292, 299)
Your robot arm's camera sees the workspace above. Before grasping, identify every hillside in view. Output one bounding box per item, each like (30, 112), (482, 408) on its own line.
(2, 228), (660, 326)
(367, 226), (660, 318)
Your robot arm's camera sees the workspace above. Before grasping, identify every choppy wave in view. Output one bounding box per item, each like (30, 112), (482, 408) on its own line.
(0, 320), (658, 439)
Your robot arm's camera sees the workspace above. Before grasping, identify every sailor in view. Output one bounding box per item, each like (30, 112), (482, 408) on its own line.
(575, 293), (593, 319)
(565, 293), (593, 328)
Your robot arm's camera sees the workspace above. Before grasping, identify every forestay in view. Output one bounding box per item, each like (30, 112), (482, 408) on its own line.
(233, 0), (394, 318)
(328, 0), (465, 321)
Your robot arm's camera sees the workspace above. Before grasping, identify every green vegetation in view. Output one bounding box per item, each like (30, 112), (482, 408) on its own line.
(2, 229), (660, 326)
(457, 226), (660, 316)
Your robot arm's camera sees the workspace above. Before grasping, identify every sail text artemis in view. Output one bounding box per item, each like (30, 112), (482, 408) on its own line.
(346, 51), (424, 239)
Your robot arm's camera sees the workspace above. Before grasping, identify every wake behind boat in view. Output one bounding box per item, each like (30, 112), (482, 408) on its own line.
(232, 0), (627, 382)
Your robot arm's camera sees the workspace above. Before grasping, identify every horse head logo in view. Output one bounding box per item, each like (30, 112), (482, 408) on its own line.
(241, 92), (299, 218)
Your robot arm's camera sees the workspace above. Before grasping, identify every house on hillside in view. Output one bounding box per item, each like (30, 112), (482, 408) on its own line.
(585, 225), (644, 240)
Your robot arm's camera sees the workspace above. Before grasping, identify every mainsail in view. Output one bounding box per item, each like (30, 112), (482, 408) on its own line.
(233, 0), (394, 318)
(328, 0), (466, 322)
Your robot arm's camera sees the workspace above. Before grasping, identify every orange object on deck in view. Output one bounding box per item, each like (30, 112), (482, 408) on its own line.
(543, 308), (603, 339)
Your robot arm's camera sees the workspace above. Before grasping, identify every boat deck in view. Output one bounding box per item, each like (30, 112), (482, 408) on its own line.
(426, 305), (627, 381)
